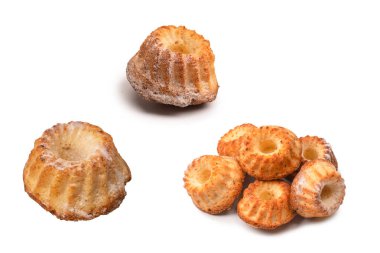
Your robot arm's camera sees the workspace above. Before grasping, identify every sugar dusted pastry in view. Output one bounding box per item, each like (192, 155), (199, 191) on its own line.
(217, 123), (256, 157)
(290, 159), (345, 218)
(23, 121), (132, 220)
(300, 136), (338, 168)
(184, 155), (245, 214)
(237, 180), (296, 230)
(127, 25), (218, 107)
(238, 126), (302, 180)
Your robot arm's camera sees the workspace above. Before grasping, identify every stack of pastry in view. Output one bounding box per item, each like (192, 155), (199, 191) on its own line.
(184, 123), (345, 230)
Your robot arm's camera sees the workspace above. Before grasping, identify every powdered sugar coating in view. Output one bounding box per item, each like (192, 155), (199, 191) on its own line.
(127, 25), (218, 107)
(23, 121), (131, 221)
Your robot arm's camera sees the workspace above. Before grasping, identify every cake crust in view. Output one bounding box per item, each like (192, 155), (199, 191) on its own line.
(217, 123), (257, 158)
(290, 159), (345, 218)
(237, 180), (296, 230)
(23, 121), (131, 221)
(238, 126), (302, 180)
(300, 136), (338, 168)
(127, 25), (218, 107)
(184, 155), (245, 214)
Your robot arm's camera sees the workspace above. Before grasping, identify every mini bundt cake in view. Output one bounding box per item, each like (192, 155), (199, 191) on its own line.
(23, 121), (132, 220)
(127, 25), (219, 107)
(217, 123), (256, 158)
(237, 180), (296, 230)
(300, 136), (338, 168)
(290, 159), (345, 218)
(184, 155), (245, 214)
(238, 126), (302, 180)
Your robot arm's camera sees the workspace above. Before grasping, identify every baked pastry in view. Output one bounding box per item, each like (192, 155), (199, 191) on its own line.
(127, 25), (218, 107)
(23, 121), (132, 220)
(184, 155), (245, 214)
(300, 136), (338, 168)
(237, 180), (296, 230)
(287, 135), (338, 180)
(290, 159), (345, 218)
(217, 123), (256, 158)
(238, 126), (302, 180)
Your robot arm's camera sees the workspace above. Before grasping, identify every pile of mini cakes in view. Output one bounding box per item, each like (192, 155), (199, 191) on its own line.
(184, 124), (346, 230)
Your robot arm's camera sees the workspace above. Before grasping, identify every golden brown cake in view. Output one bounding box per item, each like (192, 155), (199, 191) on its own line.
(237, 180), (296, 230)
(217, 123), (256, 158)
(127, 25), (219, 107)
(184, 155), (245, 214)
(290, 159), (345, 218)
(300, 136), (338, 168)
(238, 126), (302, 180)
(23, 121), (132, 220)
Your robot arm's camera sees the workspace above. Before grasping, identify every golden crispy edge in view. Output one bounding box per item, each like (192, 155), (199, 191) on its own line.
(237, 180), (295, 230)
(300, 135), (338, 168)
(126, 25), (218, 107)
(23, 121), (131, 221)
(288, 135), (338, 181)
(151, 25), (212, 56)
(24, 183), (126, 221)
(217, 123), (257, 157)
(290, 159), (344, 218)
(238, 126), (301, 180)
(183, 155), (245, 214)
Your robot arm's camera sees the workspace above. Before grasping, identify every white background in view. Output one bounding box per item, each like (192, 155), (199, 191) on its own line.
(1, 0), (379, 252)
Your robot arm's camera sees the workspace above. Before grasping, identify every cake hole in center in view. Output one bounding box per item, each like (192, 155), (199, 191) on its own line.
(170, 41), (191, 54)
(259, 140), (277, 154)
(196, 167), (211, 183)
(58, 143), (88, 161)
(260, 191), (275, 200)
(303, 148), (318, 160)
(320, 184), (333, 201)
(51, 130), (101, 162)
